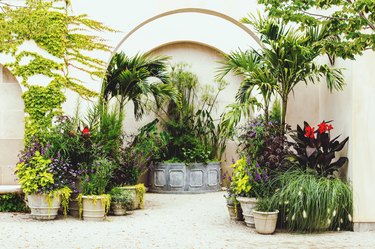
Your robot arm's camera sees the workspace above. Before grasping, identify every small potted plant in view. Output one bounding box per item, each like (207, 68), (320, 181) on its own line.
(78, 158), (115, 221)
(231, 157), (270, 227)
(15, 142), (72, 220)
(253, 197), (279, 234)
(109, 187), (134, 215)
(224, 189), (243, 221)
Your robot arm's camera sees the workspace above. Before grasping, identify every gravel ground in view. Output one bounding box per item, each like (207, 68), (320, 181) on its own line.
(1, 192), (375, 249)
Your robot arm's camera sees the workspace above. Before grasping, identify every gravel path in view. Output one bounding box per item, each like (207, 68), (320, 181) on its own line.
(1, 192), (375, 249)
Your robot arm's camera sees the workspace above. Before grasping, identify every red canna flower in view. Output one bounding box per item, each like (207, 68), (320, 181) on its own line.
(305, 126), (315, 139)
(81, 126), (90, 138)
(327, 124), (333, 131)
(318, 121), (327, 134)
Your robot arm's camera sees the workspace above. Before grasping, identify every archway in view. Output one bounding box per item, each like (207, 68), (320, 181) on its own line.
(0, 65), (24, 185)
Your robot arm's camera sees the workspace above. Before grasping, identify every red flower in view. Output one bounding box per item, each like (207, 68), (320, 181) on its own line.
(305, 126), (315, 139)
(327, 124), (333, 131)
(318, 121), (327, 134)
(81, 126), (90, 138)
(68, 131), (75, 137)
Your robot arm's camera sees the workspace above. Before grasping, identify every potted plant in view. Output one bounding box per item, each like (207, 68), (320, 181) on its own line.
(109, 187), (134, 215)
(224, 189), (243, 221)
(15, 142), (72, 220)
(253, 197), (279, 234)
(78, 158), (115, 221)
(144, 64), (227, 193)
(231, 157), (271, 227)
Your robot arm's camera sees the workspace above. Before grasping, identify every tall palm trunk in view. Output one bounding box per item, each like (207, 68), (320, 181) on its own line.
(281, 96), (288, 134)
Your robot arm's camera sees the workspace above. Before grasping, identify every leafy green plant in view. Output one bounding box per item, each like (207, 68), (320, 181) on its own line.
(15, 151), (53, 195)
(255, 196), (276, 212)
(109, 188), (133, 210)
(219, 15), (345, 134)
(110, 120), (168, 187)
(103, 52), (177, 119)
(80, 158), (116, 196)
(0, 194), (28, 212)
(230, 157), (270, 198)
(289, 121), (349, 178)
(149, 64), (227, 164)
(258, 0), (375, 60)
(270, 170), (353, 232)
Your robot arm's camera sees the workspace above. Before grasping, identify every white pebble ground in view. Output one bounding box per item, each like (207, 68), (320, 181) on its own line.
(1, 192), (375, 249)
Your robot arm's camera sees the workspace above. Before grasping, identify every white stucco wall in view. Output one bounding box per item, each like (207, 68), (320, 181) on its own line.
(0, 0), (374, 228)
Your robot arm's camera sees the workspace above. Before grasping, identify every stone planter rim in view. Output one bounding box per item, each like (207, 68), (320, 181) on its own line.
(253, 210), (279, 215)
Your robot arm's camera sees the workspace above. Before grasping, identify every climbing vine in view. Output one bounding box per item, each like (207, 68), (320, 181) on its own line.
(0, 0), (114, 142)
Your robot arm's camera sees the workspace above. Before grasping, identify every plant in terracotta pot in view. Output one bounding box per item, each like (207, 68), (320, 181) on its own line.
(15, 142), (72, 220)
(109, 187), (134, 215)
(143, 64), (227, 193)
(78, 157), (115, 221)
(253, 197), (279, 234)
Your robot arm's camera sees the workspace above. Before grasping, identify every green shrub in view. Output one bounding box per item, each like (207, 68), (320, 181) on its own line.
(0, 194), (28, 212)
(270, 170), (353, 232)
(109, 188), (133, 210)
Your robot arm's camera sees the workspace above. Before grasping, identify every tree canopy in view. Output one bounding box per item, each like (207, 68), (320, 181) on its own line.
(259, 0), (375, 61)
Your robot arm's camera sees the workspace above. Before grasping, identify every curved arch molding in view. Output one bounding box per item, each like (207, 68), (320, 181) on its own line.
(111, 8), (261, 59)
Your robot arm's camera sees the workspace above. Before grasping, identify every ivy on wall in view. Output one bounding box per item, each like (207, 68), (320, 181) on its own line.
(0, 0), (114, 142)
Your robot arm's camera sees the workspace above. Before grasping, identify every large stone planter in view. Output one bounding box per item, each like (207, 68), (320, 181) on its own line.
(82, 195), (107, 221)
(150, 162), (221, 193)
(253, 210), (279, 234)
(27, 194), (61, 220)
(237, 197), (258, 227)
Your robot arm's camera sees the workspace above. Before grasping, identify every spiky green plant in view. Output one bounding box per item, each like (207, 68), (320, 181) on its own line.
(270, 170), (353, 233)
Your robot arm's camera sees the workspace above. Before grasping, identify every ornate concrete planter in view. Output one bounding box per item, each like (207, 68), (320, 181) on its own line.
(27, 194), (61, 220)
(150, 162), (221, 193)
(82, 195), (108, 221)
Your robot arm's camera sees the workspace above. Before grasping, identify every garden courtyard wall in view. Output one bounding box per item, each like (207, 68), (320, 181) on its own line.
(0, 0), (374, 231)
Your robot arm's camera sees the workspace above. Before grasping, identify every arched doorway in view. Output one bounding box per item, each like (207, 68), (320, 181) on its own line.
(0, 65), (24, 185)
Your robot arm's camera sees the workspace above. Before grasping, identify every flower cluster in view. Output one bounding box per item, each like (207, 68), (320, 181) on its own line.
(305, 121), (334, 139)
(48, 155), (83, 193)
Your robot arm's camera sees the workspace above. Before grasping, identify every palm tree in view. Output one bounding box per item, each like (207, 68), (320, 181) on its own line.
(241, 16), (345, 132)
(218, 49), (278, 124)
(102, 52), (178, 120)
(219, 15), (345, 134)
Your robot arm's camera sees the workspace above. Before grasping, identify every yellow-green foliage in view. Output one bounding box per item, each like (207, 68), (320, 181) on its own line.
(77, 193), (111, 220)
(47, 187), (72, 217)
(0, 0), (114, 142)
(230, 158), (252, 195)
(15, 151), (53, 195)
(22, 80), (66, 143)
(135, 184), (146, 209)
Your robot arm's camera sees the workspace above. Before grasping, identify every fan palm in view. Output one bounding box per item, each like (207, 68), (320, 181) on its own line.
(102, 52), (178, 120)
